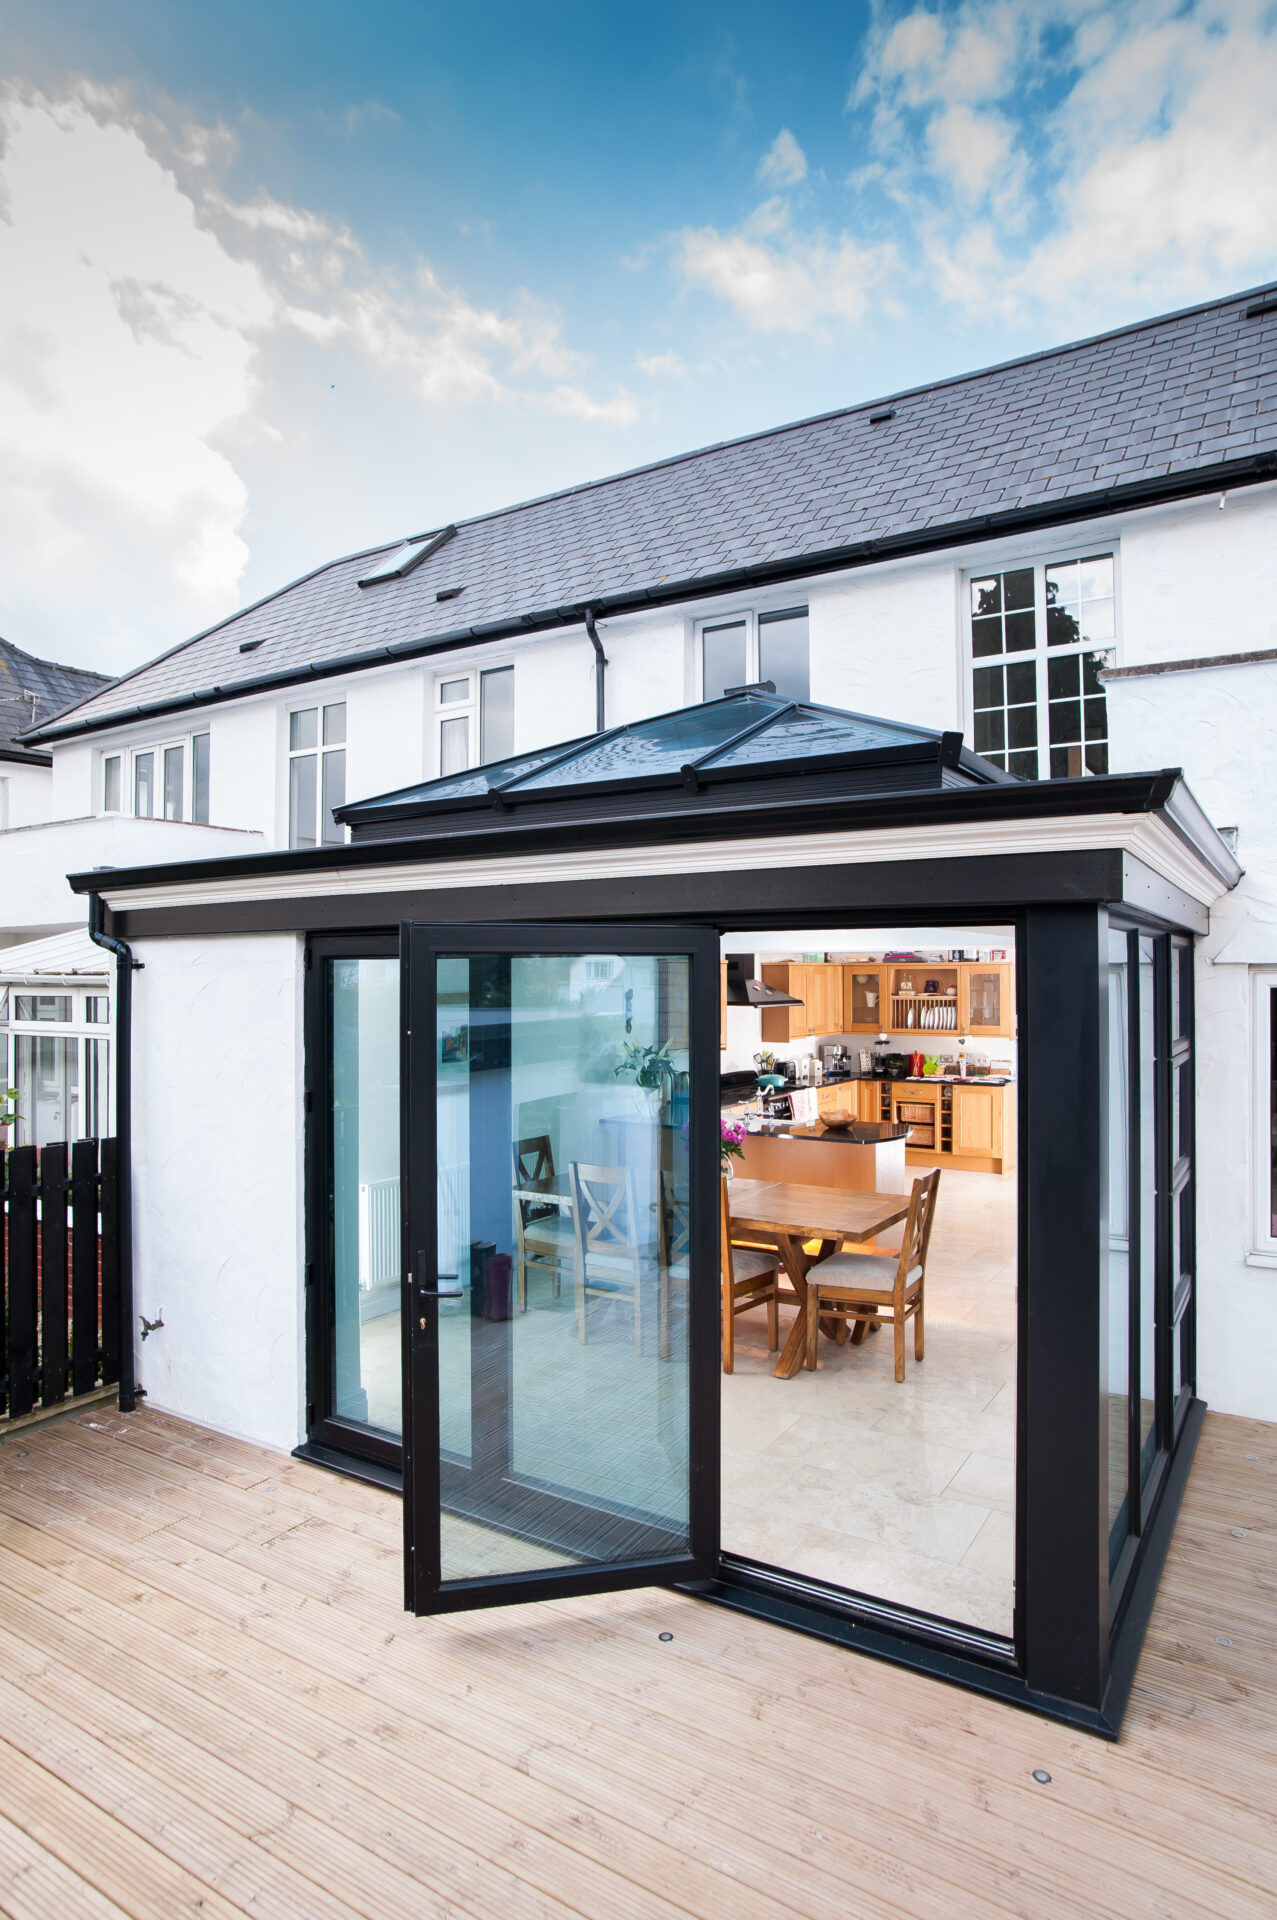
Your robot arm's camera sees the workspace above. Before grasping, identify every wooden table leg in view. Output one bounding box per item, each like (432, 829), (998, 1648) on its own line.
(772, 1238), (812, 1379)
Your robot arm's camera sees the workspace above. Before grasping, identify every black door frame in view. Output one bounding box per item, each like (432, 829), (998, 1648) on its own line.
(399, 919), (722, 1615)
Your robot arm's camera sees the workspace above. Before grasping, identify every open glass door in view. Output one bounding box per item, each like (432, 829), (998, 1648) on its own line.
(401, 922), (720, 1613)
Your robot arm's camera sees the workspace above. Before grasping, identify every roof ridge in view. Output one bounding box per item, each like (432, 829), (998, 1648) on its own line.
(441, 275), (1277, 538)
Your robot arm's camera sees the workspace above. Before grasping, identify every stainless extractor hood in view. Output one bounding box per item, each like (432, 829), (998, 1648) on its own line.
(724, 955), (804, 1008)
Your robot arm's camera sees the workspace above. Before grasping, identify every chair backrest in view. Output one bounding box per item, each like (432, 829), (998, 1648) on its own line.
(514, 1134), (555, 1185)
(659, 1171), (690, 1269)
(719, 1176), (735, 1285)
(895, 1169), (941, 1294)
(570, 1162), (641, 1268)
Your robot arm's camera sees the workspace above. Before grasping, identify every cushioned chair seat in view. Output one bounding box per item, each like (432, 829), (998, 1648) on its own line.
(733, 1248), (781, 1284)
(523, 1214), (576, 1248)
(815, 1252), (923, 1292)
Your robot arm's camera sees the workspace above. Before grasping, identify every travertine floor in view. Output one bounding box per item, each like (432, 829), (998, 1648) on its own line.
(720, 1159), (1017, 1636)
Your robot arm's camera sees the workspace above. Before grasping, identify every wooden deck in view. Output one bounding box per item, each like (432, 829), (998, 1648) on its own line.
(0, 1408), (1272, 1920)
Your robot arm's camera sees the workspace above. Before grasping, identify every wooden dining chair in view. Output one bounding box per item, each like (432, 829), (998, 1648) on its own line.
(804, 1170), (940, 1380)
(569, 1161), (646, 1350)
(720, 1177), (781, 1374)
(657, 1171), (691, 1363)
(512, 1134), (575, 1310)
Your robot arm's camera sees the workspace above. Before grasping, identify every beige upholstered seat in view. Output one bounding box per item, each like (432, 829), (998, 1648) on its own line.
(806, 1170), (939, 1381)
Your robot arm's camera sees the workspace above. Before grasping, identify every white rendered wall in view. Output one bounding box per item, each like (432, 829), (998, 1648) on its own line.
(129, 932), (305, 1452)
(0, 761), (53, 829)
(1115, 482), (1277, 669)
(809, 563), (962, 728)
(1108, 657), (1277, 1420)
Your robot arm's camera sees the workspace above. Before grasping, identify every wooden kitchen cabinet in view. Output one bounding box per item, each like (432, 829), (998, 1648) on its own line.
(842, 965), (885, 1032)
(960, 962), (1015, 1038)
(952, 1083), (997, 1157)
(759, 960), (844, 1042)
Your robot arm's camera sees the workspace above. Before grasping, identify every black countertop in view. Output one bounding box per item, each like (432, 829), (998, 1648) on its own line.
(746, 1121), (911, 1145)
(721, 1068), (1011, 1107)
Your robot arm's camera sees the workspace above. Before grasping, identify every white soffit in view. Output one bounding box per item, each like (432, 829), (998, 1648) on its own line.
(97, 810), (1227, 914)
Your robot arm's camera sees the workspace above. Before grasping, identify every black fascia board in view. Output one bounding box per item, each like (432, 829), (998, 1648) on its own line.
(0, 744), (53, 767)
(27, 449), (1277, 749)
(341, 738), (966, 832)
(68, 767), (1198, 902)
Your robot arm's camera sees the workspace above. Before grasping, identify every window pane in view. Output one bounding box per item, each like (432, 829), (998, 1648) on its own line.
(15, 1032), (78, 1147)
(1004, 610), (1036, 652)
(480, 666), (515, 763)
(439, 677), (470, 705)
(971, 575), (1001, 616)
(1048, 655), (1080, 700)
(323, 702), (347, 746)
(1006, 660), (1036, 704)
(435, 950), (691, 1584)
(289, 753), (318, 849)
(14, 995), (71, 1022)
(328, 956), (401, 1437)
(1048, 701), (1082, 744)
(321, 749), (346, 845)
(1003, 567), (1034, 612)
(971, 617), (1003, 658)
(973, 665), (1003, 709)
(1008, 749), (1038, 778)
(192, 733), (210, 824)
(973, 711), (1005, 754)
(1106, 930), (1131, 1570)
(103, 756), (121, 812)
(163, 744), (184, 821)
(86, 1036), (109, 1137)
(1049, 744), (1084, 777)
(134, 752), (154, 818)
(1007, 705), (1038, 749)
(1085, 742), (1109, 776)
(1138, 935), (1157, 1486)
(290, 707), (318, 751)
(758, 609), (810, 703)
(85, 996), (110, 1024)
(440, 714), (470, 777)
(702, 620), (747, 699)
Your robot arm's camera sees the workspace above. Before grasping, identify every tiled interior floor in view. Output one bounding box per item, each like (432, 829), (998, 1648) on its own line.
(720, 1159), (1017, 1637)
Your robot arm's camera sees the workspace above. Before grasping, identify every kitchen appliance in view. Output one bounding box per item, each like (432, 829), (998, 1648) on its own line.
(819, 1043), (850, 1076)
(725, 956), (804, 1007)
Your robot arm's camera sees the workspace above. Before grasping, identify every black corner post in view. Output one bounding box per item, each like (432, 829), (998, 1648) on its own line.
(1018, 903), (1109, 1716)
(584, 606), (607, 733)
(88, 891), (141, 1413)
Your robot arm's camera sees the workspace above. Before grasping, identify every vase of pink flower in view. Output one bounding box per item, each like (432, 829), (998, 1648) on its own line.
(720, 1118), (747, 1180)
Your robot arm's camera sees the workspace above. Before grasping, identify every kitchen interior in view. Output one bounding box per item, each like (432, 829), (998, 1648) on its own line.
(718, 926), (1018, 1637)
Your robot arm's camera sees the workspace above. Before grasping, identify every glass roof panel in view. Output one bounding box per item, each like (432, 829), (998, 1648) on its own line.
(508, 695), (781, 791)
(705, 706), (924, 768)
(353, 743), (568, 810)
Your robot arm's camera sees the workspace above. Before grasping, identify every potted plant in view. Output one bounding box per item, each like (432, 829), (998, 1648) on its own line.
(614, 1039), (678, 1117)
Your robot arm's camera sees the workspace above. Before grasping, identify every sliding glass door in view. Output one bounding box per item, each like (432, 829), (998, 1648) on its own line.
(401, 923), (720, 1613)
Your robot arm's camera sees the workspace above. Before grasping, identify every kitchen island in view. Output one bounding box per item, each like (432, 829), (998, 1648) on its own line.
(736, 1118), (910, 1200)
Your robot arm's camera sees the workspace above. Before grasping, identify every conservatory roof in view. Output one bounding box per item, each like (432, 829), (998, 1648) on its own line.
(338, 692), (1011, 840)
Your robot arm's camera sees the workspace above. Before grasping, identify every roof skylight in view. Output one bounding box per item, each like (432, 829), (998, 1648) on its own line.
(357, 524), (456, 587)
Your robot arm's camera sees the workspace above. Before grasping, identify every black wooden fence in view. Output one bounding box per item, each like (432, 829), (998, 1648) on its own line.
(1, 1139), (119, 1422)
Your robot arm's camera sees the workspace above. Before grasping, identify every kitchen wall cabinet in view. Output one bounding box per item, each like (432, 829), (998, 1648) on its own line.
(961, 962), (1015, 1039)
(759, 960), (844, 1042)
(843, 965), (886, 1032)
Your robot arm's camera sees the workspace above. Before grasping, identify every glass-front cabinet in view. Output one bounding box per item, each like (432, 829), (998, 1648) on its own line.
(965, 963), (1014, 1037)
(844, 966), (885, 1031)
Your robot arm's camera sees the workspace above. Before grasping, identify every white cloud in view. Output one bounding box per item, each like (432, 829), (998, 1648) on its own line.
(636, 349), (691, 379)
(676, 201), (898, 335)
(758, 128), (808, 188)
(0, 83), (637, 670)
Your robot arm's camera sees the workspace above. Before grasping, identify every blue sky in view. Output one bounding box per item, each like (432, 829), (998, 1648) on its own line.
(2, 0), (1275, 670)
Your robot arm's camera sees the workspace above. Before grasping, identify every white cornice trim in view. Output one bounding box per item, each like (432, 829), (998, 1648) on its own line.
(98, 810), (1227, 914)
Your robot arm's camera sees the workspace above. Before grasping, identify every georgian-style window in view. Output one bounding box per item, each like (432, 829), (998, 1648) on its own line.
(968, 554), (1116, 779)
(0, 988), (112, 1147)
(699, 607), (809, 704)
(434, 666), (514, 776)
(289, 702), (347, 848)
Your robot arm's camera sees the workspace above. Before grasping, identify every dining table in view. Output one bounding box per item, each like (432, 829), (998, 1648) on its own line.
(727, 1176), (912, 1379)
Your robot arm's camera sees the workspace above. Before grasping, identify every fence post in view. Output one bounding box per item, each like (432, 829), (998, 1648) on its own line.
(40, 1141), (70, 1407)
(71, 1138), (100, 1398)
(7, 1147), (38, 1419)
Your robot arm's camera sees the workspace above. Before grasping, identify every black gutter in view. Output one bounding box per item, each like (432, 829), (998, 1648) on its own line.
(66, 766), (1241, 899)
(583, 607), (607, 733)
(0, 745), (53, 767)
(88, 892), (142, 1414)
(24, 450), (1277, 749)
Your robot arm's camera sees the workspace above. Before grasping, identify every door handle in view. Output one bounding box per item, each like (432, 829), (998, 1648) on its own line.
(413, 1251), (463, 1300)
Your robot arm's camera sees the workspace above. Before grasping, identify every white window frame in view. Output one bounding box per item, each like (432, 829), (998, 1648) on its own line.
(287, 700), (348, 849)
(961, 544), (1122, 781)
(0, 987), (114, 1146)
(696, 605), (809, 702)
(101, 731), (211, 823)
(1250, 968), (1277, 1264)
(433, 664), (515, 776)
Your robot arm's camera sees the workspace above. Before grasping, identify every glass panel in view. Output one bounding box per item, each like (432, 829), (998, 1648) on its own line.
(192, 733), (210, 823)
(967, 971), (1002, 1029)
(103, 755), (121, 812)
(321, 749), (346, 845)
(848, 970), (882, 1027)
(708, 705), (919, 769)
(970, 569), (1035, 660)
(84, 996), (110, 1024)
(163, 744), (184, 821)
(1138, 935), (1157, 1486)
(702, 620), (748, 699)
(14, 995), (72, 1022)
(328, 957), (401, 1436)
(323, 702), (347, 746)
(289, 753), (318, 848)
(480, 666), (515, 763)
(439, 677), (470, 705)
(15, 1033), (78, 1147)
(757, 609), (810, 703)
(290, 707), (318, 751)
(134, 752), (154, 818)
(440, 714), (470, 777)
(517, 695), (773, 790)
(435, 950), (691, 1584)
(85, 1036), (109, 1136)
(1106, 929), (1131, 1570)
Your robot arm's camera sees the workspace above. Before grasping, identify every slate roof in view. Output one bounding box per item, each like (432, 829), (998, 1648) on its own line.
(0, 637), (112, 761)
(28, 279), (1277, 746)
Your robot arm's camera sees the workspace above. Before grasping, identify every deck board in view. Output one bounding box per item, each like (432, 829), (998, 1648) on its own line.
(0, 1407), (1272, 1919)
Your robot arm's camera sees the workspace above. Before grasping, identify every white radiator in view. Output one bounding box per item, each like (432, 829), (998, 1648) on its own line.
(357, 1177), (401, 1290)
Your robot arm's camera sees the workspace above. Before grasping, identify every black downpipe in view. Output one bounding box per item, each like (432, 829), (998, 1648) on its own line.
(584, 606), (607, 733)
(89, 892), (142, 1412)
